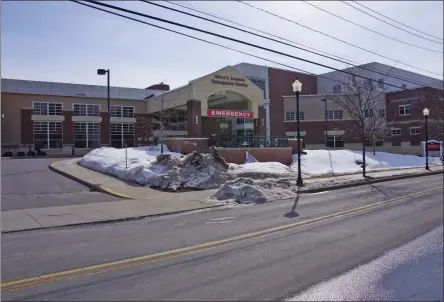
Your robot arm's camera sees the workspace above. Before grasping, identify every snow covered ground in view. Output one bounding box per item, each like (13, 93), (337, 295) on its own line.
(290, 149), (442, 177)
(79, 147), (441, 200)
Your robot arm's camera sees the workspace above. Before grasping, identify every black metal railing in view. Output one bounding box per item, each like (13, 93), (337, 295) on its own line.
(213, 136), (289, 148)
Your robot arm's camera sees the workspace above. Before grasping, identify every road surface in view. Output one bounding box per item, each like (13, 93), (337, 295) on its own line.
(1, 174), (443, 301)
(1, 158), (120, 211)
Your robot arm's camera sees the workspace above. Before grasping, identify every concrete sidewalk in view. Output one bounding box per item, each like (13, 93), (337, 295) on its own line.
(2, 159), (442, 233)
(1, 198), (222, 233)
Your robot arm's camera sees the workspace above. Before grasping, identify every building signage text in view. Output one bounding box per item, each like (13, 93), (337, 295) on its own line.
(207, 109), (254, 118)
(211, 74), (248, 87)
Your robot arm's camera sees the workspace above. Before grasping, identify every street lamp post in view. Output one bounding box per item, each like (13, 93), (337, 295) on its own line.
(97, 69), (111, 147)
(423, 107), (430, 170)
(321, 98), (328, 147)
(292, 79), (303, 187)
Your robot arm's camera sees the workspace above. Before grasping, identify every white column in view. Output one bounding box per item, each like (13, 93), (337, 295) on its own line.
(265, 77), (271, 139)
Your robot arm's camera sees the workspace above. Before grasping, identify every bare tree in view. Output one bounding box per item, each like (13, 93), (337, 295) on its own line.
(323, 67), (392, 177)
(428, 95), (444, 143)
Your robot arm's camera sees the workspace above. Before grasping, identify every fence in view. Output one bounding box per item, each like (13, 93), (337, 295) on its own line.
(214, 136), (289, 148)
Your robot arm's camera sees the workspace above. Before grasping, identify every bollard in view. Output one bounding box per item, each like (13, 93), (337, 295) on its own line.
(125, 144), (128, 169)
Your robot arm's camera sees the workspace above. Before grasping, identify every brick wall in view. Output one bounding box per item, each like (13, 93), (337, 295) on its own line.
(268, 68), (317, 137)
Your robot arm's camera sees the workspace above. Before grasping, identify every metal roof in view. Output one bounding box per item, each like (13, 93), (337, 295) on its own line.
(1, 78), (165, 100)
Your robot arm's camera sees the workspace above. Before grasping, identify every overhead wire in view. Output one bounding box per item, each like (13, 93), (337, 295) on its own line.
(340, 1), (443, 44)
(144, 0), (442, 90)
(301, 0), (442, 51)
(71, 0), (443, 98)
(351, 1), (444, 42)
(236, 0), (443, 77)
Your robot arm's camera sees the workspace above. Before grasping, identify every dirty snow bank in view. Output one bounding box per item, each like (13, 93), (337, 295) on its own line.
(79, 146), (293, 191)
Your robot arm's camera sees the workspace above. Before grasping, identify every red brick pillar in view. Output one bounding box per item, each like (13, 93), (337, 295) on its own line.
(20, 109), (33, 145)
(63, 111), (73, 145)
(101, 112), (109, 145)
(187, 99), (202, 137)
(257, 105), (266, 136)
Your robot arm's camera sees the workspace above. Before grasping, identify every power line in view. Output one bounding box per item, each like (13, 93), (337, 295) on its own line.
(341, 1), (442, 44)
(301, 0), (442, 52)
(166, 1), (356, 64)
(165, 1), (441, 91)
(145, 0), (441, 90)
(237, 1), (443, 77)
(68, 0), (369, 94)
(73, 0), (443, 98)
(352, 1), (444, 42)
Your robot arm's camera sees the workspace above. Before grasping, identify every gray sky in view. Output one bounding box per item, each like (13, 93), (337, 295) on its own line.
(2, 1), (443, 89)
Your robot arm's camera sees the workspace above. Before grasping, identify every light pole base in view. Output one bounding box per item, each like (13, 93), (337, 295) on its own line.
(296, 178), (304, 187)
(425, 166), (430, 170)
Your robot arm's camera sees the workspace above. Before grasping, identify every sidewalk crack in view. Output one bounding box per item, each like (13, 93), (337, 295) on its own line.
(84, 204), (117, 219)
(21, 209), (44, 227)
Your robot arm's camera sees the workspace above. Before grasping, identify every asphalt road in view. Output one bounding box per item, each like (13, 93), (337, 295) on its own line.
(1, 158), (120, 211)
(1, 174), (443, 301)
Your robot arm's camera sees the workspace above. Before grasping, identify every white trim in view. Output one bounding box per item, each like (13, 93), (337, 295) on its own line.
(409, 126), (421, 135)
(32, 101), (63, 116)
(72, 103), (101, 117)
(31, 115), (65, 121)
(110, 117), (136, 123)
(391, 128), (401, 136)
(72, 116), (102, 122)
(398, 104), (411, 116)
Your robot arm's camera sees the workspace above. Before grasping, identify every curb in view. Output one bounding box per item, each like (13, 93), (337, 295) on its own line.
(48, 163), (134, 199)
(297, 169), (443, 194)
(1, 204), (226, 234)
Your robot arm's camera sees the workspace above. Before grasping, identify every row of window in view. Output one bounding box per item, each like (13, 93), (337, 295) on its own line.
(33, 102), (135, 118)
(332, 80), (409, 94)
(391, 127), (421, 136)
(284, 110), (344, 121)
(33, 121), (135, 149)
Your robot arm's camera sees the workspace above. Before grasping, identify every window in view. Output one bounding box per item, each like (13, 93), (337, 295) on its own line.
(379, 108), (385, 117)
(326, 135), (344, 148)
(248, 77), (266, 99)
(409, 127), (420, 135)
(401, 83), (407, 89)
(285, 111), (304, 121)
(110, 123), (135, 148)
(236, 129), (254, 141)
(325, 110), (343, 120)
(33, 121), (63, 149)
(236, 118), (254, 124)
(219, 118), (227, 124)
(333, 84), (342, 94)
(391, 129), (401, 136)
(220, 128), (227, 140)
(33, 102), (63, 115)
(73, 104), (100, 116)
(74, 122), (101, 148)
(378, 78), (384, 89)
(110, 105), (134, 118)
(285, 112), (295, 121)
(398, 104), (411, 116)
(364, 109), (374, 118)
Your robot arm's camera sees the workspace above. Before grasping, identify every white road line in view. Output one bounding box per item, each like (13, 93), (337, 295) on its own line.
(205, 221), (232, 224)
(209, 217), (237, 221)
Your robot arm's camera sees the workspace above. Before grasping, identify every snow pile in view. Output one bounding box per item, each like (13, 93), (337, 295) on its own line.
(79, 146), (234, 191)
(230, 162), (294, 178)
(210, 177), (298, 204)
(290, 150), (442, 176)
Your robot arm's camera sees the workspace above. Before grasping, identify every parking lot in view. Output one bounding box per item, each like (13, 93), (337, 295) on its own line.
(1, 158), (121, 211)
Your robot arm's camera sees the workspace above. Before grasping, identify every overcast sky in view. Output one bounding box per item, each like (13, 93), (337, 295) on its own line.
(2, 1), (443, 89)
